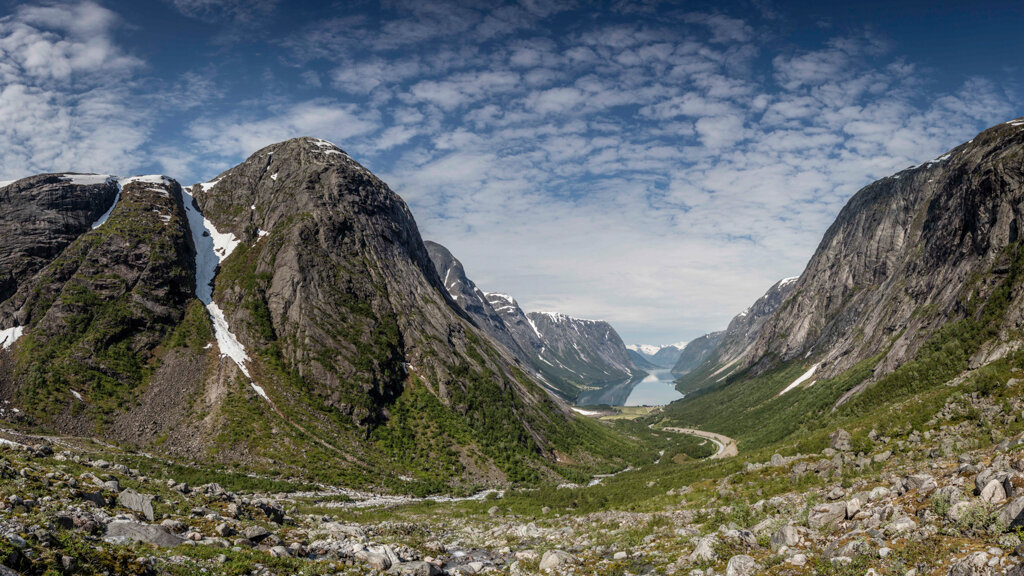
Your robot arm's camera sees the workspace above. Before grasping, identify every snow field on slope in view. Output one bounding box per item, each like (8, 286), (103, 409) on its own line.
(181, 187), (265, 400)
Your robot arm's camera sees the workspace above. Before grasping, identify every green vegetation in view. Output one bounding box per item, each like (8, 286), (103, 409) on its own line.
(661, 241), (1024, 452)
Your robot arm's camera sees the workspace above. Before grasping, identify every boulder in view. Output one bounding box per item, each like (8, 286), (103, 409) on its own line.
(980, 479), (1007, 504)
(998, 497), (1024, 528)
(356, 549), (392, 571)
(725, 554), (759, 576)
(808, 502), (846, 529)
(689, 536), (717, 562)
(829, 429), (852, 451)
(539, 550), (577, 571)
(117, 489), (155, 521)
(770, 525), (799, 552)
(905, 474), (937, 494)
(390, 561), (442, 576)
(104, 521), (184, 548)
(242, 525), (270, 544)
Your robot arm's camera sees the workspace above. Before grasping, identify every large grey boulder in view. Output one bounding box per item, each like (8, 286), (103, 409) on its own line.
(725, 555), (760, 576)
(980, 479), (1007, 503)
(539, 550), (577, 571)
(389, 561), (442, 576)
(689, 535), (718, 562)
(829, 429), (852, 451)
(104, 521), (184, 548)
(808, 502), (847, 529)
(117, 489), (155, 521)
(770, 525), (799, 551)
(998, 497), (1024, 528)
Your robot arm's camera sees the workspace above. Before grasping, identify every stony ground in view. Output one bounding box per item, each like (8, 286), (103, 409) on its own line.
(2, 387), (1024, 575)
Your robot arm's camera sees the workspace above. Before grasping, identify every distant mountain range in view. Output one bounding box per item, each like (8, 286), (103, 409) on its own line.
(626, 343), (686, 369)
(425, 241), (641, 402)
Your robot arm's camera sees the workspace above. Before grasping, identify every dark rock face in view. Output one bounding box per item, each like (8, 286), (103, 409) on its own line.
(0, 176), (195, 427)
(671, 331), (723, 376)
(424, 241), (526, 360)
(191, 137), (566, 439)
(425, 241), (639, 401)
(0, 174), (119, 304)
(747, 120), (1024, 380)
(673, 278), (798, 390)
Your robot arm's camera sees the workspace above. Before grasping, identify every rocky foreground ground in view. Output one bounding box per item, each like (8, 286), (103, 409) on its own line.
(2, 387), (1024, 575)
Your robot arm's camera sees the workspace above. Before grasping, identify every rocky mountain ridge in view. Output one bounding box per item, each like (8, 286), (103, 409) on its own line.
(0, 139), (637, 489)
(627, 343), (686, 369)
(424, 241), (640, 402)
(740, 119), (1024, 388)
(671, 277), (798, 392)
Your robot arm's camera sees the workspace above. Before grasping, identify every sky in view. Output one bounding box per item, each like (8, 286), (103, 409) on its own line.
(0, 0), (1021, 346)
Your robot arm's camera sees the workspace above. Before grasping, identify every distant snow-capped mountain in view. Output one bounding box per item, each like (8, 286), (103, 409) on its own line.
(626, 343), (687, 369)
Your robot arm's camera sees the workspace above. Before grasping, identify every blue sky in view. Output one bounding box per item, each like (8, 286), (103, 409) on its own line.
(0, 0), (1021, 345)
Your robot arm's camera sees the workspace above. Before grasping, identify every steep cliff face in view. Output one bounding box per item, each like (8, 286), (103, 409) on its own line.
(424, 241), (527, 360)
(190, 138), (551, 425)
(0, 140), (637, 488)
(0, 174), (120, 303)
(671, 331), (723, 376)
(672, 278), (798, 391)
(423, 241), (640, 401)
(747, 119), (1024, 381)
(525, 311), (636, 390)
(0, 176), (195, 425)
(176, 138), (627, 485)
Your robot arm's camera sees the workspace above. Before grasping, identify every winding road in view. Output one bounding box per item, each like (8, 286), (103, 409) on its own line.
(661, 427), (738, 459)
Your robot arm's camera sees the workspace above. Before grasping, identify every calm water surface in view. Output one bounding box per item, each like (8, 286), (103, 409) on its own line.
(624, 369), (684, 406)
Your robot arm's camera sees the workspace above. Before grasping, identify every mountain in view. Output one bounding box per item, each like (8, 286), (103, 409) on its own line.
(423, 241), (528, 362)
(671, 277), (798, 392)
(664, 117), (1024, 445)
(626, 343), (685, 368)
(670, 331), (723, 375)
(626, 349), (659, 370)
(423, 241), (641, 401)
(0, 139), (639, 490)
(748, 119), (1024, 383)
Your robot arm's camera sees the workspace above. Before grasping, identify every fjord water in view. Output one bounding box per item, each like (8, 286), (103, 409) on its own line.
(624, 369), (684, 406)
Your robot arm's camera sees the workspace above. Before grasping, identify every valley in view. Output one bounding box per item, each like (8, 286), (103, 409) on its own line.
(1, 117), (1024, 575)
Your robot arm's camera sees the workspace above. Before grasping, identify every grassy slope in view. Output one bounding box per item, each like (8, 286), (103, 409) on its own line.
(659, 241), (1024, 454)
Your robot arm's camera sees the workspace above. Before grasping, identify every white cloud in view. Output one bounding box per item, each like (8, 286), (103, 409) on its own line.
(187, 100), (381, 171)
(0, 1), (147, 179)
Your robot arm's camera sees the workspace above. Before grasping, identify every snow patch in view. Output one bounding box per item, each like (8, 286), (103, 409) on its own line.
(250, 382), (269, 400)
(91, 180), (122, 229)
(197, 178), (222, 192)
(181, 187), (266, 401)
(526, 315), (543, 338)
(270, 172), (278, 181)
(62, 173), (115, 186)
(779, 276), (799, 287)
(0, 326), (24, 350)
(121, 175), (173, 186)
(778, 364), (819, 396)
(571, 407), (601, 416)
(627, 344), (662, 356)
(0, 180), (15, 188)
(207, 302), (251, 379)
